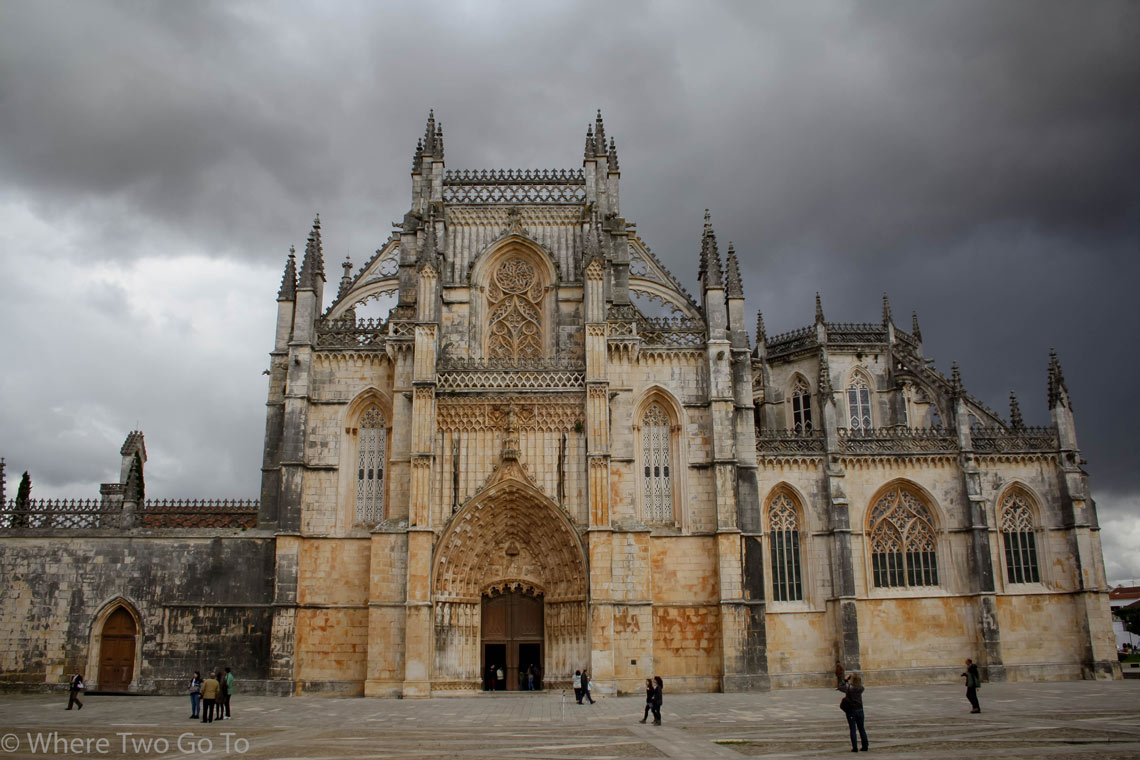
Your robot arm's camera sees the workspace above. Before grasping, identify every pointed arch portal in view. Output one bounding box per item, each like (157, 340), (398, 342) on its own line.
(432, 475), (588, 691)
(98, 607), (138, 691)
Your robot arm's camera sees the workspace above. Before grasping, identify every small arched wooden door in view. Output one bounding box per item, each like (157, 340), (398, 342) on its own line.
(98, 607), (137, 691)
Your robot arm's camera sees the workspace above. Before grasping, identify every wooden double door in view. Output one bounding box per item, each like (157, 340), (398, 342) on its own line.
(481, 589), (543, 691)
(98, 607), (137, 691)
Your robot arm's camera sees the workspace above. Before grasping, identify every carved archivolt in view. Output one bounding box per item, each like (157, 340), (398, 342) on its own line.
(487, 257), (544, 360)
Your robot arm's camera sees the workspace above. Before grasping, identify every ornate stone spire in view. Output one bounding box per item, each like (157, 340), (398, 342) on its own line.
(724, 242), (744, 298)
(297, 215), (325, 288)
(1009, 391), (1024, 430)
(607, 136), (619, 172)
(412, 138), (424, 173)
(814, 292), (825, 324)
(755, 310), (766, 345)
(338, 255), (353, 299)
(420, 209), (440, 266)
(698, 210), (723, 288)
(593, 109), (607, 156)
(911, 311), (922, 342)
(278, 246), (297, 300)
(1048, 348), (1070, 409)
(950, 361), (963, 399)
(422, 110), (443, 159)
(584, 124), (594, 160)
(583, 212), (604, 267)
(881, 292), (892, 325)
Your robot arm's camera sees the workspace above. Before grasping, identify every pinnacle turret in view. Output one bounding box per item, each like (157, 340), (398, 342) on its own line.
(584, 125), (594, 160)
(950, 361), (963, 398)
(755, 311), (766, 345)
(278, 246), (297, 300)
(1009, 391), (1024, 430)
(297, 215), (325, 289)
(1048, 348), (1070, 409)
(881, 292), (892, 325)
(338, 255), (353, 299)
(814, 292), (825, 324)
(724, 243), (744, 298)
(607, 136), (619, 172)
(911, 311), (922, 342)
(593, 109), (607, 156)
(698, 210), (723, 288)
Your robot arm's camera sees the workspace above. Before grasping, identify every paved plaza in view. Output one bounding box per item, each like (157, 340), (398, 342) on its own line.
(1, 680), (1139, 759)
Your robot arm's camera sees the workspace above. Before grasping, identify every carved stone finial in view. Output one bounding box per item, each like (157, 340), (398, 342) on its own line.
(297, 215), (325, 288)
(911, 311), (922, 342)
(1009, 391), (1024, 430)
(338, 254), (353, 299)
(756, 310), (766, 345)
(815, 292), (825, 324)
(278, 246), (297, 300)
(1048, 348), (1070, 409)
(950, 361), (963, 399)
(698, 210), (723, 288)
(881, 292), (892, 325)
(413, 137), (424, 172)
(584, 125), (594, 160)
(594, 109), (607, 155)
(725, 242), (744, 298)
(607, 136), (619, 172)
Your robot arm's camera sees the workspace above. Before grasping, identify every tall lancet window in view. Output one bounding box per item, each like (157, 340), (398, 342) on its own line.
(847, 373), (873, 431)
(768, 492), (804, 602)
(356, 407), (387, 523)
(1000, 492), (1041, 584)
(487, 257), (544, 360)
(791, 377), (813, 434)
(641, 403), (673, 523)
(870, 486), (939, 588)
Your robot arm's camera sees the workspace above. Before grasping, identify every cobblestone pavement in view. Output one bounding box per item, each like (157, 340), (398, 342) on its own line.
(1, 680), (1139, 759)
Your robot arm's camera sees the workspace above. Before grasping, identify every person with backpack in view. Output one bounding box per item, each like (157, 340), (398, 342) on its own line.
(66, 672), (84, 710)
(962, 658), (982, 713)
(838, 672), (869, 752)
(188, 671), (203, 719)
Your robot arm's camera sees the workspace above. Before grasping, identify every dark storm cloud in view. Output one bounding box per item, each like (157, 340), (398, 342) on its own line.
(0, 0), (1137, 574)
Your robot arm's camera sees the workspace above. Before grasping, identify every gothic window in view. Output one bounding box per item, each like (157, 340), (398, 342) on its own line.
(356, 407), (387, 523)
(1000, 492), (1041, 584)
(768, 492), (804, 602)
(847, 373), (873, 431)
(486, 256), (544, 360)
(641, 403), (673, 523)
(869, 486), (939, 588)
(790, 377), (813, 435)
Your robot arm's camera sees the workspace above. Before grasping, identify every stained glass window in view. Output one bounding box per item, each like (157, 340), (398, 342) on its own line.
(847, 374), (872, 431)
(641, 403), (672, 523)
(768, 492), (803, 602)
(870, 486), (939, 587)
(791, 377), (813, 435)
(1000, 492), (1040, 584)
(356, 407), (387, 523)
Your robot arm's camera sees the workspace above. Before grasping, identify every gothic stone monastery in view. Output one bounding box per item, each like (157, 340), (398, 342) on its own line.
(0, 113), (1119, 696)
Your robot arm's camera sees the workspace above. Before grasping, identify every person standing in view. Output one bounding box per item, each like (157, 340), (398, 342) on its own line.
(573, 670), (583, 703)
(581, 670), (595, 704)
(66, 672), (84, 711)
(200, 672), (221, 723)
(638, 678), (653, 723)
(188, 671), (203, 719)
(222, 667), (234, 719)
(838, 672), (868, 752)
(650, 676), (663, 725)
(962, 659), (981, 713)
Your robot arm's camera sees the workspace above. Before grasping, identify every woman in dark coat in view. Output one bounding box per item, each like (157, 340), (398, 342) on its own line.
(637, 678), (653, 723)
(838, 672), (868, 752)
(650, 676), (663, 725)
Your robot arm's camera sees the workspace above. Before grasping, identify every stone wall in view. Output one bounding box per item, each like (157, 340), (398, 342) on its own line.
(0, 533), (277, 694)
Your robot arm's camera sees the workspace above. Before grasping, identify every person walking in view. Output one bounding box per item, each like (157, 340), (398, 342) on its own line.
(222, 667), (234, 719)
(838, 672), (869, 752)
(573, 670), (583, 703)
(962, 658), (981, 713)
(65, 672), (84, 711)
(200, 672), (221, 723)
(188, 671), (203, 719)
(649, 676), (663, 725)
(638, 678), (654, 723)
(581, 670), (595, 704)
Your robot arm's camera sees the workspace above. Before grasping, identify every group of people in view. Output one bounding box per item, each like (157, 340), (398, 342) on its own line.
(188, 667), (235, 723)
(571, 670), (595, 704)
(637, 676), (664, 725)
(834, 657), (984, 752)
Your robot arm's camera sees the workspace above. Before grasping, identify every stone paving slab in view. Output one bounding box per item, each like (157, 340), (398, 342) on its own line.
(0, 681), (1138, 759)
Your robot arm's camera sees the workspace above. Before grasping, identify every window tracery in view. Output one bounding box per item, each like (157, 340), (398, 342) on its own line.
(869, 486), (939, 588)
(356, 407), (387, 523)
(847, 373), (872, 431)
(790, 377), (813, 435)
(999, 492), (1040, 584)
(641, 402), (672, 523)
(486, 257), (544, 360)
(768, 492), (803, 602)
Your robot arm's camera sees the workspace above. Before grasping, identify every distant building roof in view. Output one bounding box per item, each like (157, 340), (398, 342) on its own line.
(1110, 586), (1140, 606)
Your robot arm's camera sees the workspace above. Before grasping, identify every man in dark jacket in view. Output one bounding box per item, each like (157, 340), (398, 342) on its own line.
(962, 659), (981, 713)
(66, 673), (84, 710)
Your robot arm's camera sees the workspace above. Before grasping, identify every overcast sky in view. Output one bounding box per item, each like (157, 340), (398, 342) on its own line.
(1, 1), (1137, 581)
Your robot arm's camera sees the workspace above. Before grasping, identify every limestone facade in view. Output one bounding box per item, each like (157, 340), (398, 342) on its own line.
(0, 112), (1119, 695)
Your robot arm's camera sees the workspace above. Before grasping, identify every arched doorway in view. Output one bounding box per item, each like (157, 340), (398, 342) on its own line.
(433, 473), (589, 692)
(482, 585), (544, 691)
(98, 607), (137, 691)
